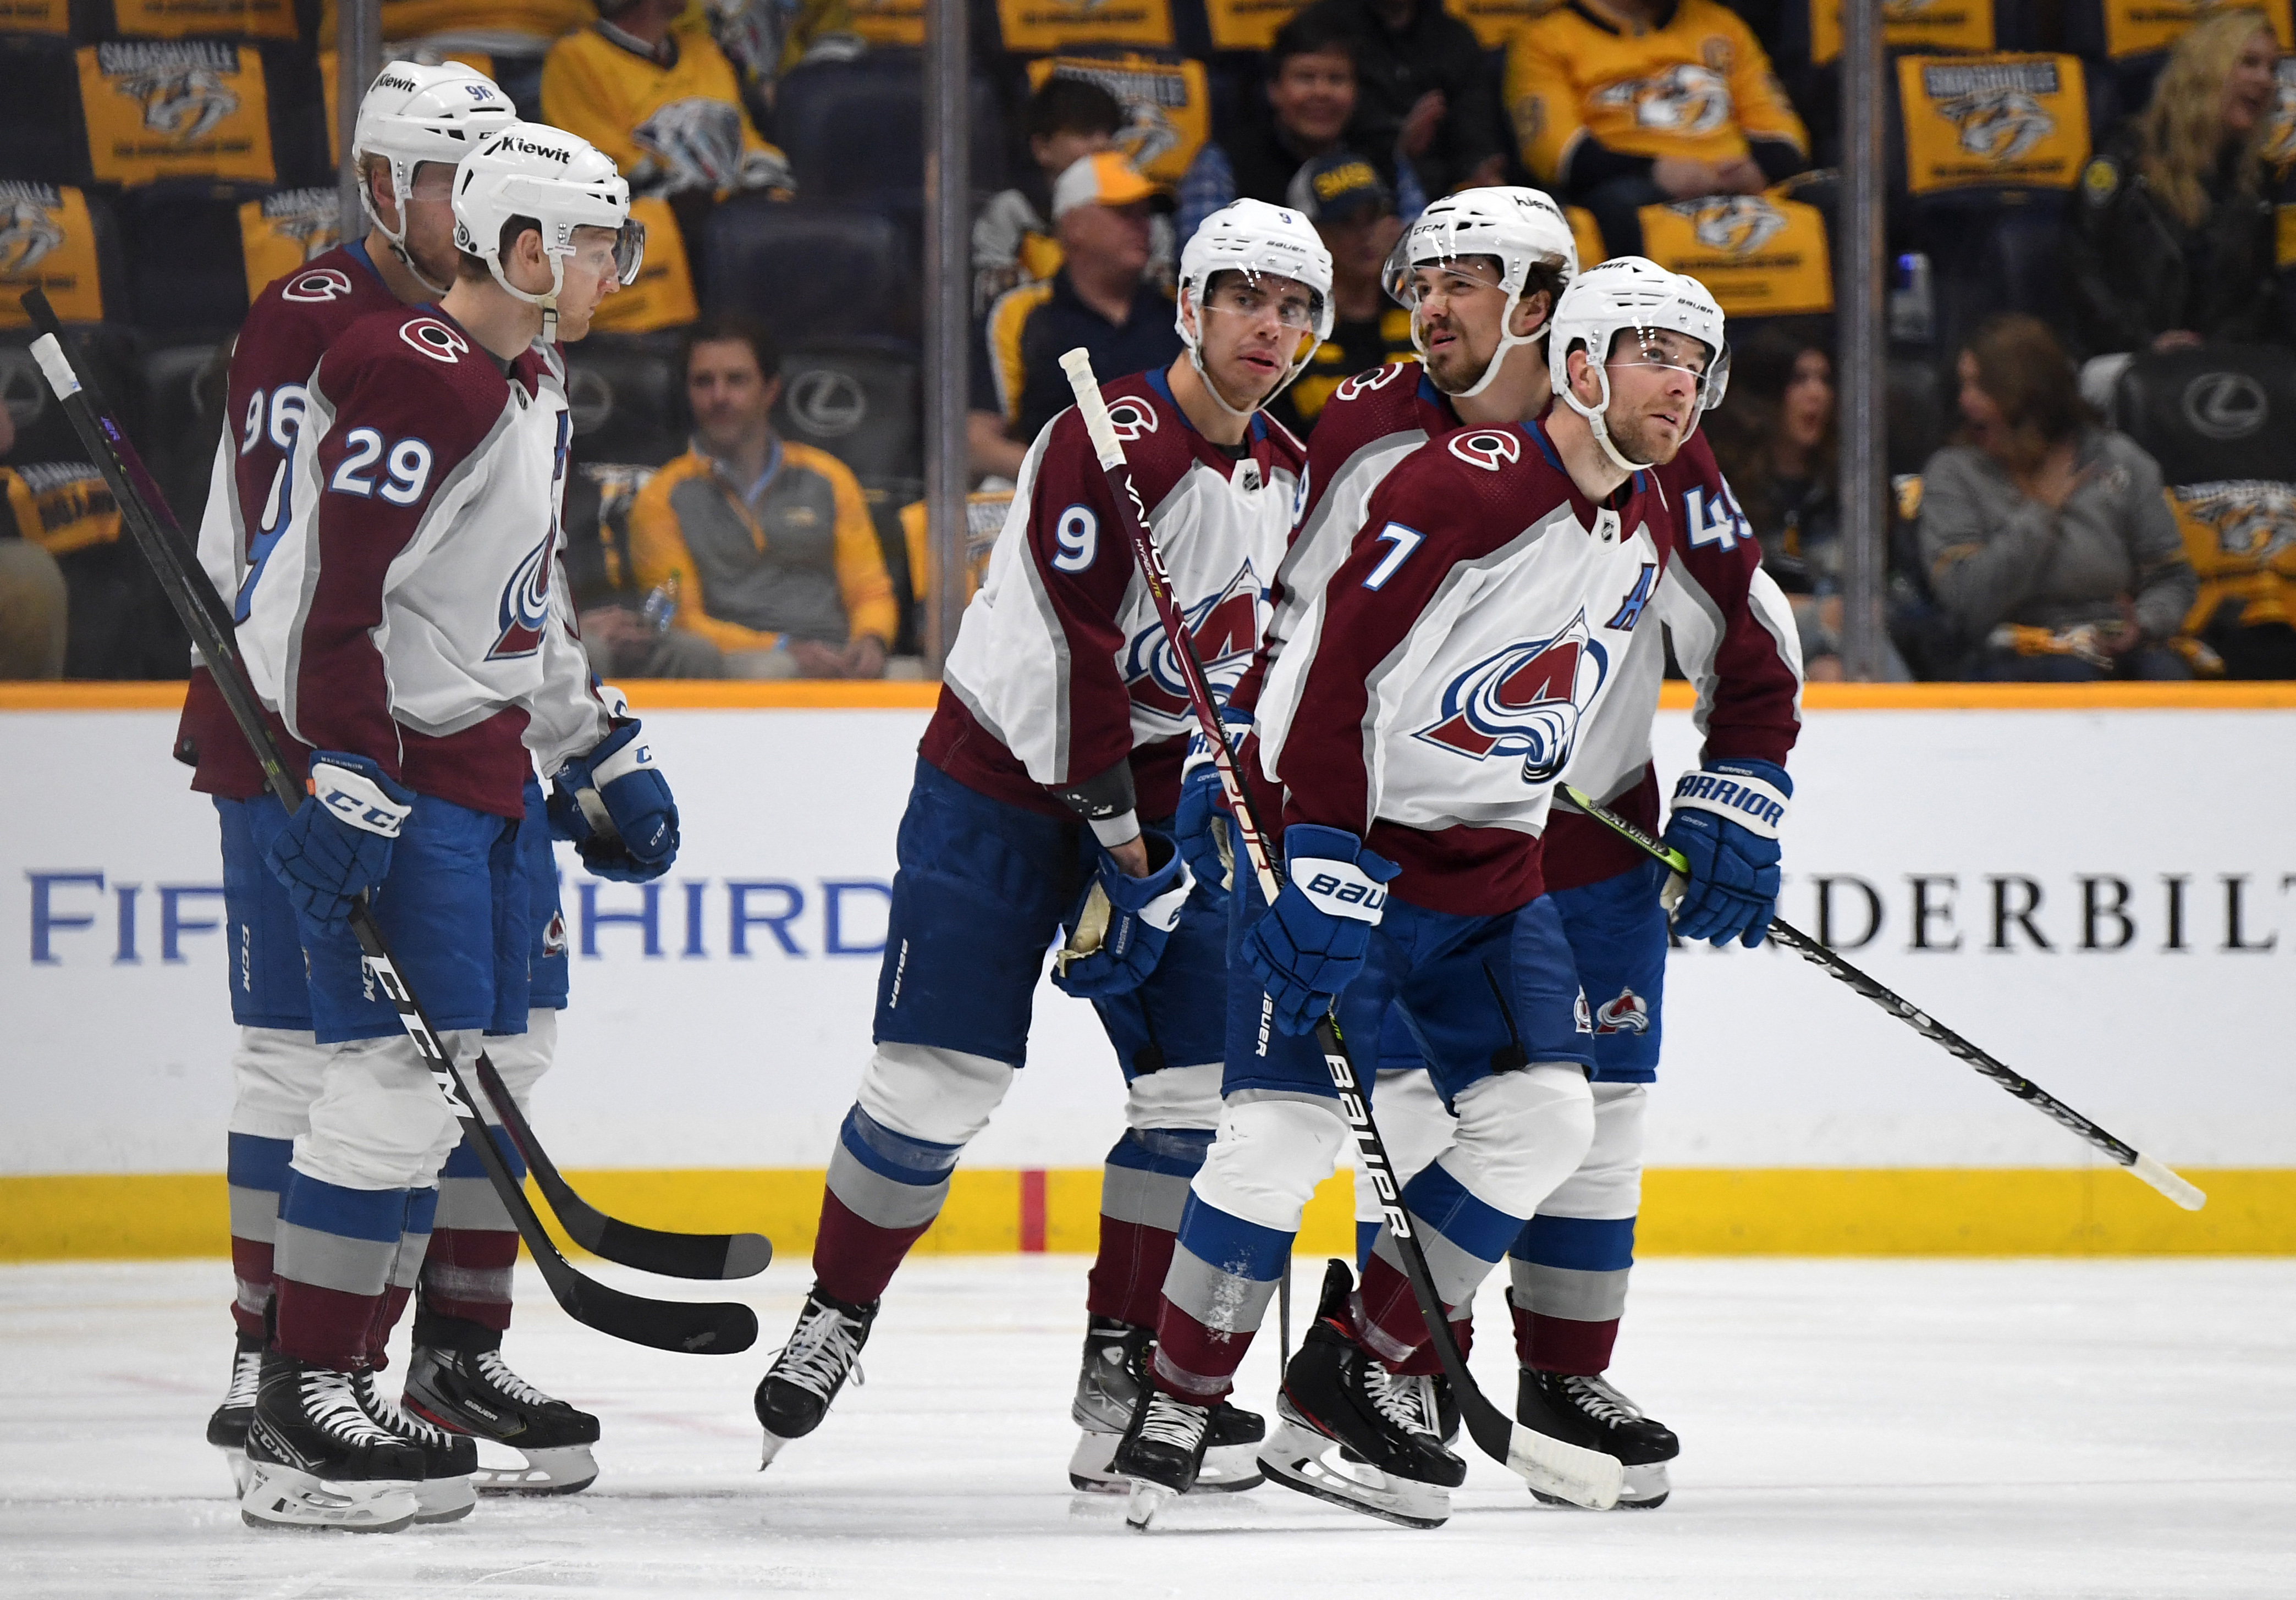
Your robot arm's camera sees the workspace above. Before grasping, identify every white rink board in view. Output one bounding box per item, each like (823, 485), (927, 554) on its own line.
(9, 705), (2295, 1176)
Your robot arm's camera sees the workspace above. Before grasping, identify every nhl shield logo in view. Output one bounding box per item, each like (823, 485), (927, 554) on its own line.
(114, 68), (240, 142)
(1413, 610), (1609, 783)
(1594, 64), (1732, 137)
(1940, 88), (2053, 162)
(1593, 987), (1650, 1035)
(0, 201), (64, 277)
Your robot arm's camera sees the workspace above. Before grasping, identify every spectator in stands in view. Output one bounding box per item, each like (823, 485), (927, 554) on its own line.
(1297, 0), (1509, 198)
(2063, 9), (2283, 398)
(565, 466), (730, 679)
(973, 76), (1126, 316)
(1, 395), (68, 678)
(1268, 151), (1416, 437)
(971, 153), (1184, 481)
(1505, 0), (1809, 257)
(706, 0), (859, 122)
(1176, 14), (1427, 251)
(1918, 315), (2198, 681)
(630, 314), (898, 678)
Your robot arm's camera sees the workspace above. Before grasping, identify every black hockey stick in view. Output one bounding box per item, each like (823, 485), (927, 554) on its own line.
(1557, 782), (2205, 1211)
(21, 290), (773, 1285)
(26, 294), (760, 1350)
(1059, 350), (1624, 1511)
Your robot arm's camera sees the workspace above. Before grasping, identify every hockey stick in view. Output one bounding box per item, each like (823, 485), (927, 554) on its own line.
(26, 296), (761, 1351)
(1059, 349), (1623, 1510)
(1557, 781), (2206, 1211)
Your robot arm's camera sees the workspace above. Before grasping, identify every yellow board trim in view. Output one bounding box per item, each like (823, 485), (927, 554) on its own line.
(3, 1168), (2286, 1263)
(10, 681), (2296, 714)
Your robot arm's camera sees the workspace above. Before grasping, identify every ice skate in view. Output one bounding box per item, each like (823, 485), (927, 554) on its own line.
(404, 1344), (599, 1496)
(1389, 1371), (1461, 1449)
(754, 1285), (877, 1467)
(238, 1353), (423, 1533)
(1066, 1317), (1264, 1494)
(354, 1368), (477, 1522)
(206, 1333), (264, 1494)
(1257, 1261), (1465, 1529)
(1113, 1385), (1212, 1529)
(1518, 1368), (1678, 1508)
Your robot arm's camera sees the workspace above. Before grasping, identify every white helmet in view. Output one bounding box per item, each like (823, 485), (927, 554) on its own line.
(452, 121), (643, 340)
(1175, 198), (1335, 418)
(1549, 256), (1728, 475)
(1381, 187), (1578, 400)
(354, 60), (517, 295)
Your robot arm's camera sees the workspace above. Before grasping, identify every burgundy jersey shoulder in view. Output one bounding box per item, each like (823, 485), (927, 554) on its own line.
(236, 244), (401, 393)
(312, 306), (517, 454)
(1366, 418), (1576, 555)
(1299, 360), (1449, 524)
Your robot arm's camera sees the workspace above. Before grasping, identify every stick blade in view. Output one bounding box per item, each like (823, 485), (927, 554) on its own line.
(543, 1263), (759, 1355)
(2129, 1152), (2207, 1211)
(558, 1207), (775, 1281)
(1460, 1395), (1623, 1509)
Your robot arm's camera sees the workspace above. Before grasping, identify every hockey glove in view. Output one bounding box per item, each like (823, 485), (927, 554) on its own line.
(1053, 829), (1193, 999)
(551, 722), (680, 883)
(266, 752), (414, 933)
(1240, 825), (1399, 1036)
(1661, 758), (1792, 948)
(1173, 707), (1251, 909)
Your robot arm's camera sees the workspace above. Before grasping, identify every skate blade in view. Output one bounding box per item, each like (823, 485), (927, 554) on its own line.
(219, 1444), (251, 1498)
(1124, 1479), (1175, 1530)
(1533, 1460), (1670, 1510)
(1193, 1441), (1265, 1494)
(414, 1472), (478, 1522)
(238, 1461), (419, 1533)
(1257, 1421), (1448, 1530)
(1504, 1420), (1624, 1510)
(1069, 1432), (1264, 1496)
(474, 1445), (596, 1496)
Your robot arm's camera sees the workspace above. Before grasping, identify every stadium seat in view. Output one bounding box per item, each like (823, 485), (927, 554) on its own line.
(702, 198), (918, 346)
(563, 335), (686, 471)
(774, 52), (1005, 202)
(0, 184), (130, 329)
(1885, 356), (1948, 475)
(74, 40), (329, 190)
(0, 37), (91, 186)
(2109, 345), (2296, 487)
(0, 323), (142, 464)
(117, 182), (278, 340)
(772, 336), (921, 488)
(139, 340), (228, 533)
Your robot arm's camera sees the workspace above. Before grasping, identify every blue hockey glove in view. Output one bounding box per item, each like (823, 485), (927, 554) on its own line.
(1240, 824), (1399, 1035)
(552, 721), (680, 883)
(1174, 707), (1251, 909)
(266, 752), (414, 933)
(1053, 829), (1194, 999)
(1661, 758), (1792, 948)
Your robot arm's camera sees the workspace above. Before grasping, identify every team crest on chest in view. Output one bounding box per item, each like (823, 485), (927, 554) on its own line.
(1106, 396), (1158, 440)
(1124, 561), (1260, 715)
(489, 531), (555, 659)
(1413, 609), (1609, 782)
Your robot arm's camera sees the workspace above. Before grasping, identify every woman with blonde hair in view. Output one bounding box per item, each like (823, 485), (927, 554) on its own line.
(2063, 9), (2282, 374)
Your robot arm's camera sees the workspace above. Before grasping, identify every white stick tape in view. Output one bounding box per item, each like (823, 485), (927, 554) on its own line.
(30, 334), (82, 401)
(2129, 1152), (2207, 1212)
(1059, 347), (1125, 469)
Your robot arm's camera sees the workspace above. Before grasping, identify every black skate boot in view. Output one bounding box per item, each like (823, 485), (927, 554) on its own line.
(1518, 1368), (1678, 1508)
(754, 1285), (877, 1468)
(1067, 1317), (1264, 1495)
(353, 1369), (477, 1522)
(403, 1326), (599, 1496)
(206, 1333), (265, 1494)
(239, 1353), (424, 1533)
(1388, 1371), (1462, 1449)
(1258, 1260), (1466, 1529)
(1112, 1384), (1212, 1529)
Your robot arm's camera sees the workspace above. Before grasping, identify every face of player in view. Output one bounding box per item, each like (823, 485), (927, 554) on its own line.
(687, 339), (775, 454)
(2221, 27), (2279, 136)
(1781, 347), (1833, 455)
(1268, 47), (1356, 148)
(373, 159), (459, 285)
(1405, 257), (1551, 393)
(1581, 327), (1708, 466)
(1196, 270), (1317, 409)
(1033, 126), (1114, 179)
(544, 224), (626, 341)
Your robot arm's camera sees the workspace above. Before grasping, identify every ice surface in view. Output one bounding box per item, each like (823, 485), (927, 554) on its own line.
(2, 1255), (2291, 1598)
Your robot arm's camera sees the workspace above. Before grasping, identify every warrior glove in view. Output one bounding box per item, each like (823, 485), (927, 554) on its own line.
(1661, 758), (1791, 948)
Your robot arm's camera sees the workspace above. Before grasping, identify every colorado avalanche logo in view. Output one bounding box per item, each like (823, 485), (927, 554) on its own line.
(1124, 562), (1260, 716)
(1106, 397), (1158, 441)
(1593, 987), (1650, 1035)
(281, 267), (353, 303)
(489, 533), (555, 660)
(1413, 610), (1607, 783)
(1334, 362), (1410, 405)
(400, 318), (469, 364)
(1447, 429), (1521, 472)
(542, 909), (568, 958)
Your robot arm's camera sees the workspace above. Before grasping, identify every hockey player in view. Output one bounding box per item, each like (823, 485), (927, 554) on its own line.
(1205, 194), (1801, 1509)
(749, 200), (1330, 1495)
(227, 119), (667, 1533)
(1117, 259), (1735, 1530)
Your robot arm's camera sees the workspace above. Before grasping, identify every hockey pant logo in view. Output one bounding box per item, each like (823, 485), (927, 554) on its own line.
(1593, 987), (1650, 1035)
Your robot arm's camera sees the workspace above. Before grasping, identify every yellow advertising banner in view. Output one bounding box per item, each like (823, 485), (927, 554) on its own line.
(588, 196), (700, 335)
(1636, 194), (1832, 317)
(3, 464), (123, 559)
(113, 0), (299, 41)
(238, 187), (342, 305)
(1565, 203), (1605, 269)
(1810, 0), (1994, 66)
(2098, 0), (2293, 59)
(80, 41), (276, 186)
(0, 184), (107, 328)
(1443, 0), (1561, 51)
(318, 0), (595, 47)
(0, 0), (69, 33)
(1026, 54), (1208, 185)
(1203, 0), (1306, 51)
(1898, 53), (2089, 196)
(995, 0), (1173, 54)
(843, 0), (924, 45)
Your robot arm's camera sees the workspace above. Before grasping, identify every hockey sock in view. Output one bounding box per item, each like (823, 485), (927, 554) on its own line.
(1086, 1128), (1212, 1329)
(1147, 1191), (1292, 1404)
(272, 1173), (419, 1371)
(1507, 1213), (1636, 1376)
(366, 1185), (437, 1370)
(1354, 1161), (1518, 1369)
(812, 1106), (965, 1306)
(419, 1126), (524, 1335)
(226, 1133), (295, 1342)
